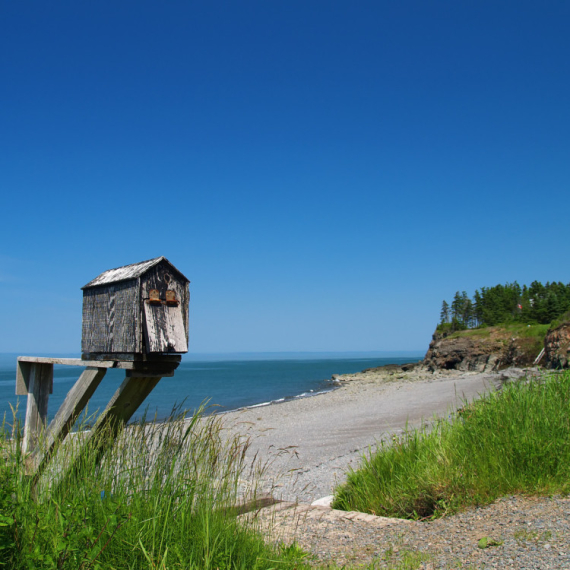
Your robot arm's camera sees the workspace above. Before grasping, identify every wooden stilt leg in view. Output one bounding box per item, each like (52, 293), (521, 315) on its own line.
(54, 374), (163, 487)
(22, 364), (53, 454)
(15, 356), (177, 495)
(29, 367), (107, 475)
(93, 374), (163, 431)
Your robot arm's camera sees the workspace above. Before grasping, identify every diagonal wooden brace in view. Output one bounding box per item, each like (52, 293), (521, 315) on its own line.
(28, 367), (108, 475)
(16, 356), (178, 491)
(94, 374), (163, 432)
(53, 374), (164, 488)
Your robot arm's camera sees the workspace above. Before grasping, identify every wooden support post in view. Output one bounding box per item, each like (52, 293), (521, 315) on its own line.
(21, 363), (53, 454)
(91, 374), (163, 435)
(16, 356), (179, 492)
(28, 367), (107, 475)
(53, 373), (164, 488)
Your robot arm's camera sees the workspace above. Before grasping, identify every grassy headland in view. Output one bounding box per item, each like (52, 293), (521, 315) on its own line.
(439, 322), (550, 341)
(433, 322), (551, 366)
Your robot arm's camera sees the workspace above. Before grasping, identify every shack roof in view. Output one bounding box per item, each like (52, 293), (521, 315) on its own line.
(82, 257), (189, 289)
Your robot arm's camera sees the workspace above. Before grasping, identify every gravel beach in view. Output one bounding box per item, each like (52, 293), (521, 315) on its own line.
(224, 365), (570, 568)
(221, 365), (504, 504)
(246, 494), (570, 568)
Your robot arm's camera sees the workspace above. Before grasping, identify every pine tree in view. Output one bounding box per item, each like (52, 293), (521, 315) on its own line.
(437, 280), (570, 330)
(463, 298), (474, 328)
(451, 291), (463, 323)
(440, 300), (450, 324)
(473, 290), (483, 327)
(545, 292), (561, 322)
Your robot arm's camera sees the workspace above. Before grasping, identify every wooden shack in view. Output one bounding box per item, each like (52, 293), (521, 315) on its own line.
(81, 257), (190, 358)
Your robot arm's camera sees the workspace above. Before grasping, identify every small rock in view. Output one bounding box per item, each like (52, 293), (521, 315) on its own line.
(311, 495), (334, 507)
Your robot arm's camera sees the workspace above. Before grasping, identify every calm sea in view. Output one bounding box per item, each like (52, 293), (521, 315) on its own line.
(0, 352), (422, 426)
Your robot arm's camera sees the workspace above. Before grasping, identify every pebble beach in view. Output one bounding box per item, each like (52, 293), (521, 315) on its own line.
(224, 365), (570, 568)
(222, 364), (504, 503)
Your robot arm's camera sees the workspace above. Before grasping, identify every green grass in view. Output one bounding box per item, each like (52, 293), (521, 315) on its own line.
(445, 322), (550, 341)
(6, 369), (570, 570)
(445, 326), (492, 339)
(0, 406), (312, 570)
(332, 371), (570, 519)
(549, 311), (570, 330)
(511, 323), (551, 339)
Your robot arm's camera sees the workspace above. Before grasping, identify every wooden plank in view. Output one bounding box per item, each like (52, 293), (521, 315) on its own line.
(183, 282), (190, 346)
(80, 353), (182, 366)
(140, 260), (189, 352)
(81, 281), (140, 354)
(22, 364), (53, 454)
(18, 356), (117, 368)
(94, 375), (162, 427)
(82, 353), (163, 362)
(17, 356), (180, 371)
(126, 369), (174, 378)
(16, 360), (32, 395)
(534, 347), (546, 365)
(28, 367), (107, 475)
(116, 354), (181, 363)
(143, 303), (187, 353)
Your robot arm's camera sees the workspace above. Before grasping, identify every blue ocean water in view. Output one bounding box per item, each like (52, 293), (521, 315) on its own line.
(0, 352), (422, 426)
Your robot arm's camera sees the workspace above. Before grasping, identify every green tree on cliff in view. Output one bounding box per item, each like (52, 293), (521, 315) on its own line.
(440, 300), (450, 324)
(462, 296), (474, 328)
(439, 280), (570, 329)
(451, 291), (463, 323)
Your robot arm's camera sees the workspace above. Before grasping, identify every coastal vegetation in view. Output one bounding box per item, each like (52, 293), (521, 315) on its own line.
(433, 281), (570, 369)
(332, 370), (570, 520)
(438, 280), (570, 331)
(0, 406), (311, 570)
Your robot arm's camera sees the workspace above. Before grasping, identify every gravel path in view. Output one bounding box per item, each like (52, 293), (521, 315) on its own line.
(245, 494), (570, 568)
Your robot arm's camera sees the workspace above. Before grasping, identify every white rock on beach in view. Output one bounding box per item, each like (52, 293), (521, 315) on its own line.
(311, 495), (334, 507)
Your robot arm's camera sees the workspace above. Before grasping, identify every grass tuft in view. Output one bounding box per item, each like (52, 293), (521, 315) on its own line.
(0, 405), (311, 569)
(333, 371), (570, 519)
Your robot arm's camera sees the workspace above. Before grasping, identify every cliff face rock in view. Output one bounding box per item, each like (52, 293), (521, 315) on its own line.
(424, 332), (502, 372)
(544, 322), (570, 369)
(423, 328), (541, 372)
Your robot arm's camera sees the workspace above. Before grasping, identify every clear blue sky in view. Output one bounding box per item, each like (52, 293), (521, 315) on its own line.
(1, 1), (569, 354)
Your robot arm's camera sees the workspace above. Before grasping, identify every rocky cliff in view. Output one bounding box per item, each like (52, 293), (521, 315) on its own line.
(544, 322), (570, 369)
(423, 327), (543, 372)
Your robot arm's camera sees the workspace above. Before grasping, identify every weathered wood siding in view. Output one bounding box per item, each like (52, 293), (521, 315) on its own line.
(81, 258), (189, 355)
(140, 261), (189, 352)
(143, 303), (186, 352)
(82, 279), (142, 353)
